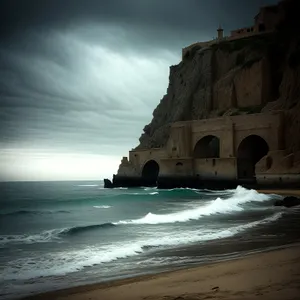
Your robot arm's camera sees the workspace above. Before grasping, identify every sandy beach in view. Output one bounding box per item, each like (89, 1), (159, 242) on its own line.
(24, 244), (300, 300)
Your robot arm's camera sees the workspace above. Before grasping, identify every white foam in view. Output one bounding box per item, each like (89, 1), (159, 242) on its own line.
(116, 186), (272, 225)
(143, 212), (283, 247)
(167, 187), (199, 191)
(2, 211), (282, 281)
(143, 187), (157, 191)
(130, 191), (159, 196)
(77, 184), (98, 187)
(3, 243), (143, 281)
(0, 228), (64, 246)
(93, 205), (111, 209)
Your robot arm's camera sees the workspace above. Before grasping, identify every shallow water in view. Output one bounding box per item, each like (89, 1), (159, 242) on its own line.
(0, 181), (299, 299)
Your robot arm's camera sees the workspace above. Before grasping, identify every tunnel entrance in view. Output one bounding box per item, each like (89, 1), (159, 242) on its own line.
(142, 160), (159, 186)
(194, 135), (220, 158)
(237, 135), (269, 179)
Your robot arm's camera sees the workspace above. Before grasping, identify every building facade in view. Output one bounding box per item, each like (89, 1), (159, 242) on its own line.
(116, 112), (300, 187)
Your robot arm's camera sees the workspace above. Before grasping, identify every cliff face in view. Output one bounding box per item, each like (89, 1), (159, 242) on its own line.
(138, 47), (214, 148)
(137, 0), (300, 154)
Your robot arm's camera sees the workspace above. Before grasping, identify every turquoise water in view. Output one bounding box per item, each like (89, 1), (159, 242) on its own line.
(0, 181), (300, 299)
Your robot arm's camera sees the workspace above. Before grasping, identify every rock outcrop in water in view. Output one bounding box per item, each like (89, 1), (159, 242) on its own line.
(274, 196), (300, 208)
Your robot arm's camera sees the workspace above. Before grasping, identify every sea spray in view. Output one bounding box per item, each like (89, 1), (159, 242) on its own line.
(2, 212), (283, 281)
(2, 181), (297, 300)
(116, 186), (272, 225)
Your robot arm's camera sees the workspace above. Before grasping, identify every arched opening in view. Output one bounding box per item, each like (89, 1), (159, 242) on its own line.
(237, 135), (269, 179)
(194, 135), (220, 158)
(258, 23), (266, 32)
(142, 160), (159, 185)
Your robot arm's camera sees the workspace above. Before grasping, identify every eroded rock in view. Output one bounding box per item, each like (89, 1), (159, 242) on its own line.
(274, 196), (300, 207)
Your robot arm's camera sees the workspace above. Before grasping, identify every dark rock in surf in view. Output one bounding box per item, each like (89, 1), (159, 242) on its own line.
(274, 196), (300, 207)
(104, 179), (114, 188)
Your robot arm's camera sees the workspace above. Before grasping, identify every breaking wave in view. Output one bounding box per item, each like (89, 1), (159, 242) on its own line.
(0, 229), (63, 246)
(0, 187), (276, 248)
(93, 205), (111, 209)
(61, 223), (115, 235)
(0, 223), (116, 246)
(3, 212), (283, 281)
(116, 186), (272, 225)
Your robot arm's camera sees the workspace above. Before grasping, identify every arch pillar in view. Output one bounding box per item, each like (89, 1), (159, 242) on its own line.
(220, 119), (235, 158)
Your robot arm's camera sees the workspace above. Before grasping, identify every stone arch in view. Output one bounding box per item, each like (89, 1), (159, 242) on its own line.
(237, 135), (269, 179)
(142, 160), (159, 185)
(193, 135), (220, 158)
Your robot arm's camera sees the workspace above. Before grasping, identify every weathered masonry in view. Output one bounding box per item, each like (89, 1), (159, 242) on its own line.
(115, 111), (300, 187)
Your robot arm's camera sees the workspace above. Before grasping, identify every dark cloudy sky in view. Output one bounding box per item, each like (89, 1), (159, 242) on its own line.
(0, 0), (277, 181)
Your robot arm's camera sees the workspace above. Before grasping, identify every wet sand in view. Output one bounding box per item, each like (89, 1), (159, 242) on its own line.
(25, 244), (300, 300)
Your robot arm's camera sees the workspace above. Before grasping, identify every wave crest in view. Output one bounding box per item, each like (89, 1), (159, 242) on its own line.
(0, 223), (115, 246)
(3, 212), (282, 281)
(93, 205), (111, 209)
(61, 223), (115, 235)
(116, 186), (272, 225)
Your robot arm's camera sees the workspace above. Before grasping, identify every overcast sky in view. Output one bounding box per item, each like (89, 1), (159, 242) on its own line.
(0, 0), (278, 181)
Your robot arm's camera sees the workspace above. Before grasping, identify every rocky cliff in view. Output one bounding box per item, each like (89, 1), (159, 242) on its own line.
(137, 0), (300, 154)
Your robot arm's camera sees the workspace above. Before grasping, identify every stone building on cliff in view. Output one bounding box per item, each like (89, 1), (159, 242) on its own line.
(105, 0), (300, 189)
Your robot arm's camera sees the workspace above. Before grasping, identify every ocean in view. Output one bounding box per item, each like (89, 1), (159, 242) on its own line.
(0, 181), (300, 299)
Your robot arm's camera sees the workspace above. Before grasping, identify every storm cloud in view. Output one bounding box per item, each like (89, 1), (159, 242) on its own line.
(0, 0), (277, 180)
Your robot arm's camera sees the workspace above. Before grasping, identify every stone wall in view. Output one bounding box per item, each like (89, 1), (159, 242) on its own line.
(159, 158), (194, 177)
(254, 4), (285, 32)
(120, 112), (286, 181)
(231, 26), (255, 37)
(194, 158), (237, 180)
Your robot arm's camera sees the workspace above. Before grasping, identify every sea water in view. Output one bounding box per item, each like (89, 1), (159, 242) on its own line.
(0, 181), (300, 299)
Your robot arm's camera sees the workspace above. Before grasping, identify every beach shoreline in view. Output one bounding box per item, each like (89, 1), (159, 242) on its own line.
(23, 243), (300, 300)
